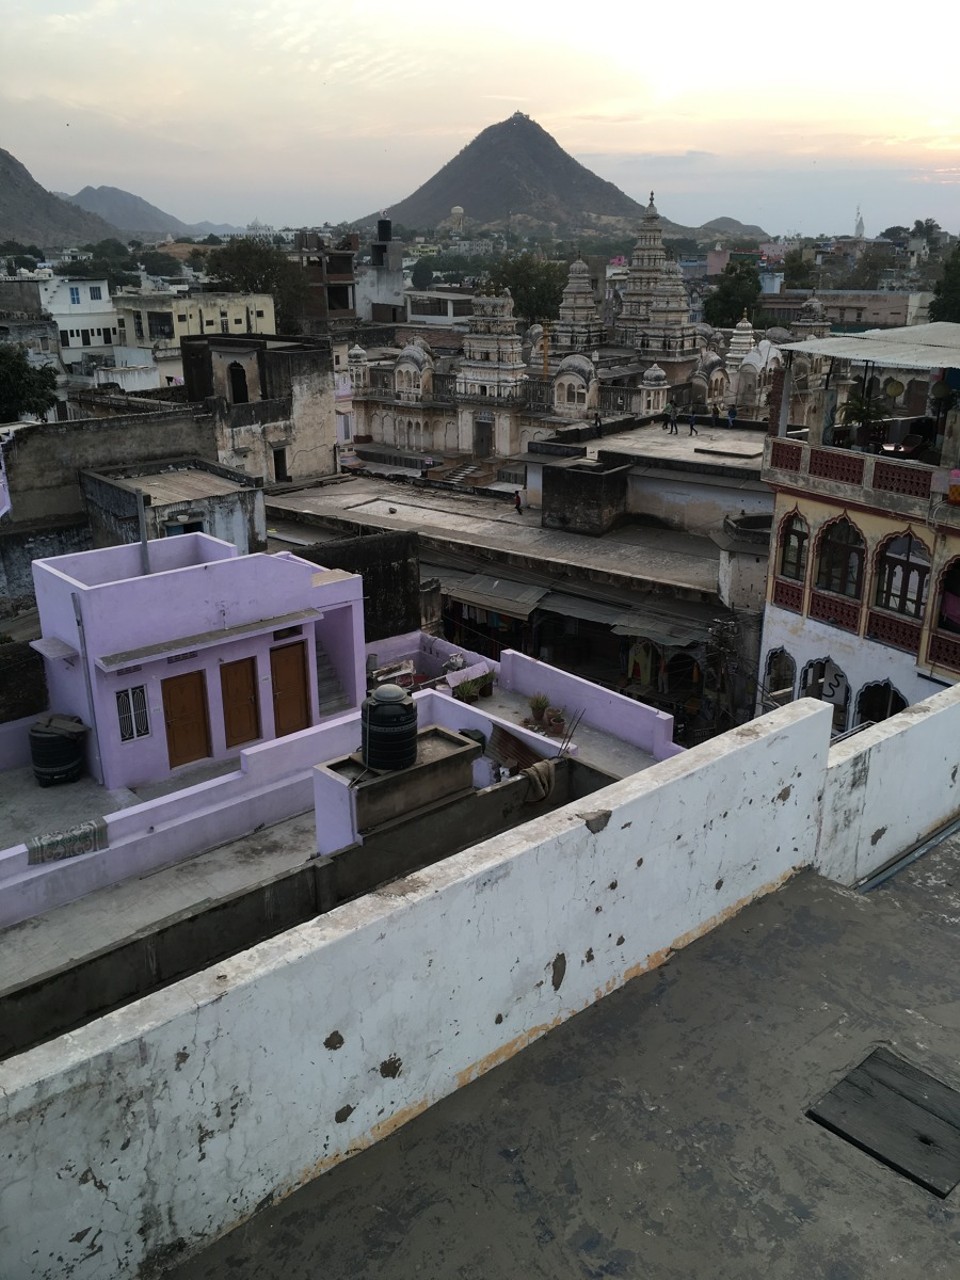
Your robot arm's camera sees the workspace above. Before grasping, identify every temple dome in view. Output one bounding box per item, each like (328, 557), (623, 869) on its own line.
(556, 353), (595, 380)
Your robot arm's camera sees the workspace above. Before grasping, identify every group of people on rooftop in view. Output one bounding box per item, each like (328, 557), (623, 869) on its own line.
(663, 401), (736, 436)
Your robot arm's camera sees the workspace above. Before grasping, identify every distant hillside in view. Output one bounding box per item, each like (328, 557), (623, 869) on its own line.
(371, 114), (769, 242)
(700, 216), (769, 241)
(66, 186), (242, 239)
(382, 113), (646, 230)
(0, 147), (120, 246)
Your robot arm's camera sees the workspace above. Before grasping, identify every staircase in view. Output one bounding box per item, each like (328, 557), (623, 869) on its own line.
(443, 461), (482, 485)
(316, 646), (351, 718)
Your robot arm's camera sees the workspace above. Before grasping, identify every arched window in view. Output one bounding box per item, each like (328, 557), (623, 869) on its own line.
(936, 559), (960, 634)
(566, 383), (575, 403)
(228, 361), (248, 405)
(856, 680), (907, 726)
(800, 658), (849, 734)
(764, 649), (796, 705)
(815, 517), (865, 599)
(779, 513), (808, 581)
(874, 533), (930, 618)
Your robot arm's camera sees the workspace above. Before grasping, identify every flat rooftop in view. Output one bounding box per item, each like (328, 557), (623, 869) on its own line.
(114, 467), (253, 505)
(166, 831), (960, 1280)
(267, 478), (722, 597)
(0, 686), (654, 999)
(589, 421), (768, 473)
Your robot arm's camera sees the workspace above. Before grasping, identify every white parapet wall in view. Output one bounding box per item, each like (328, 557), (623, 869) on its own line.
(0, 700), (831, 1279)
(816, 681), (960, 884)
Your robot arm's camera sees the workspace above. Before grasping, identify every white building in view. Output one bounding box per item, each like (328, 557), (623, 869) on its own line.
(36, 276), (118, 368)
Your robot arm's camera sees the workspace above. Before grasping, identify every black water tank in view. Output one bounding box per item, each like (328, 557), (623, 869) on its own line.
(29, 714), (89, 787)
(361, 684), (417, 771)
(377, 218), (392, 243)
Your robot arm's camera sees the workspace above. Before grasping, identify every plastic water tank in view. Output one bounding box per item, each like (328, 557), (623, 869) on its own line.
(29, 714), (88, 787)
(361, 683), (417, 771)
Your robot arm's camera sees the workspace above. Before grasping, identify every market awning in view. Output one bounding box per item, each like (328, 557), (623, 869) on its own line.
(610, 614), (708, 647)
(782, 321), (960, 372)
(444, 573), (548, 621)
(538, 592), (626, 627)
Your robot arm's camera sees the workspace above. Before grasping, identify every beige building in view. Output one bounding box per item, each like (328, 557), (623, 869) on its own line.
(113, 290), (276, 384)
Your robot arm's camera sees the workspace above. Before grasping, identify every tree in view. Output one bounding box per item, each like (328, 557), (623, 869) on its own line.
(0, 346), (58, 424)
(205, 239), (306, 330)
(837, 245), (894, 290)
(913, 218), (941, 245)
(929, 247), (960, 323)
(703, 261), (761, 327)
(880, 225), (909, 244)
(783, 249), (816, 289)
(487, 253), (567, 325)
(201, 233), (223, 246)
(411, 257), (435, 289)
(139, 250), (182, 277)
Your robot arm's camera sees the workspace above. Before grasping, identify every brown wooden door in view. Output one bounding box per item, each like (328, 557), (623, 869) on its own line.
(270, 642), (310, 737)
(220, 656), (261, 748)
(161, 670), (211, 769)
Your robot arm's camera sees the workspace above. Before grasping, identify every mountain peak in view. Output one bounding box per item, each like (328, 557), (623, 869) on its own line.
(382, 114), (644, 231)
(0, 147), (120, 246)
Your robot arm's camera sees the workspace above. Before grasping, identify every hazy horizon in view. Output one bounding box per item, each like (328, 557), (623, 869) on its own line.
(3, 0), (957, 239)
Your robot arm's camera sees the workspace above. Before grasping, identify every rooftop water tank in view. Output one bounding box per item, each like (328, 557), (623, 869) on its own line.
(361, 683), (417, 771)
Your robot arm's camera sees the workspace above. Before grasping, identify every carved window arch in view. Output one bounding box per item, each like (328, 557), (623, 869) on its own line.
(566, 382), (576, 403)
(763, 648), (796, 705)
(778, 511), (809, 582)
(800, 657), (849, 733)
(855, 680), (907, 726)
(815, 516), (865, 599)
(873, 531), (930, 619)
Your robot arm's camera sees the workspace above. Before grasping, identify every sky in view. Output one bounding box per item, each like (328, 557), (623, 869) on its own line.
(2, 0), (958, 238)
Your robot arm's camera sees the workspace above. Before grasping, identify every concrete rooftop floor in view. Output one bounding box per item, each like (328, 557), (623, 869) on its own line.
(165, 833), (960, 1280)
(267, 477), (722, 596)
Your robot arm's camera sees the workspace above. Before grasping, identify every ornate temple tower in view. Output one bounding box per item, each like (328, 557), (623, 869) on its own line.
(455, 288), (528, 457)
(615, 192), (668, 347)
(552, 256), (605, 353)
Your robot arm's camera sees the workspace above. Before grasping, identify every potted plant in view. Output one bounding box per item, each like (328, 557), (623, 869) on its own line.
(454, 678), (480, 704)
(478, 672), (495, 699)
(545, 706), (566, 735)
(528, 692), (550, 723)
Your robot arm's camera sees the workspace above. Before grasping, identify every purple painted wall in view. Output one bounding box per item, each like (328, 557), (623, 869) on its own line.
(499, 651), (681, 760)
(320, 603), (366, 708)
(31, 536), (366, 791)
(367, 632), (496, 680)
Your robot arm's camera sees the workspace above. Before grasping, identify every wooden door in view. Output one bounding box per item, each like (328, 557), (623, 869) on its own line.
(220, 656), (261, 748)
(161, 670), (211, 769)
(270, 642), (310, 737)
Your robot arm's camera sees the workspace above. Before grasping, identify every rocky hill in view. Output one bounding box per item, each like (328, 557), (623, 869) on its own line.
(376, 114), (768, 242)
(66, 185), (193, 239)
(382, 113), (645, 231)
(65, 186), (241, 239)
(0, 147), (120, 246)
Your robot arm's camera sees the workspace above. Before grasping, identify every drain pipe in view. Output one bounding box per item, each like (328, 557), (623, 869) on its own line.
(136, 488), (151, 576)
(71, 591), (104, 785)
(857, 811), (960, 893)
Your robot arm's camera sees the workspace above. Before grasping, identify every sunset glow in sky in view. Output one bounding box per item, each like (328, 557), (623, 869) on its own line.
(3, 0), (958, 236)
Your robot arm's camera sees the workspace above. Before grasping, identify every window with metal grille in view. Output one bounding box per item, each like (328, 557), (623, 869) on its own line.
(779, 513), (808, 581)
(116, 685), (150, 741)
(874, 534), (930, 618)
(815, 517), (865, 599)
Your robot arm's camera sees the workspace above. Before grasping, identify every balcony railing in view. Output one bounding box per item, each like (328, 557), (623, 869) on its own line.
(764, 437), (945, 518)
(866, 610), (922, 654)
